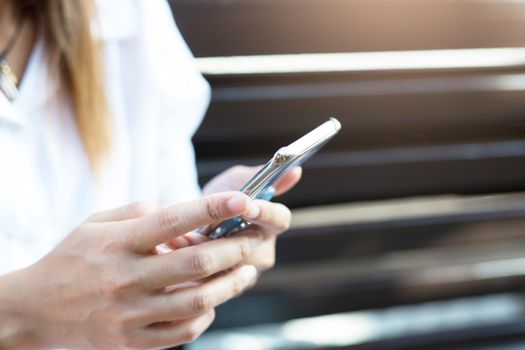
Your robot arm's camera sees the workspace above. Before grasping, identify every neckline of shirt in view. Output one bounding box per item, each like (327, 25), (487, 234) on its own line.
(0, 38), (58, 127)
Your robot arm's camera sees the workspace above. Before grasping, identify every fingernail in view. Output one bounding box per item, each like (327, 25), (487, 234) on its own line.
(245, 203), (260, 220)
(227, 193), (250, 213)
(241, 265), (258, 280)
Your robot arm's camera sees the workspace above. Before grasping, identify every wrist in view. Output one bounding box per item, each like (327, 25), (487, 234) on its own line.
(0, 268), (43, 349)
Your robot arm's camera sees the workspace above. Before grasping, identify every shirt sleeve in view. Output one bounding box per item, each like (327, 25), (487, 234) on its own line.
(138, 0), (211, 204)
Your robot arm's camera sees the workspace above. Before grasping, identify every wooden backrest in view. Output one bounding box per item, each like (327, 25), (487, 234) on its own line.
(170, 0), (525, 339)
(171, 0), (525, 208)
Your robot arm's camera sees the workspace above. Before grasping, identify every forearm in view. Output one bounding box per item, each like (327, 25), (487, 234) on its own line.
(0, 268), (41, 349)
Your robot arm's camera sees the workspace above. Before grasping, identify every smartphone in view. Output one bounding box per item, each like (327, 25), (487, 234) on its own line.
(207, 117), (342, 239)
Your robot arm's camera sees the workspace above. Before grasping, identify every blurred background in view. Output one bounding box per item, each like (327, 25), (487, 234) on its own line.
(169, 0), (525, 349)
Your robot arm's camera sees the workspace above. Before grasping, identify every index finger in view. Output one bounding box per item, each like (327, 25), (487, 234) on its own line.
(273, 167), (302, 197)
(124, 192), (251, 252)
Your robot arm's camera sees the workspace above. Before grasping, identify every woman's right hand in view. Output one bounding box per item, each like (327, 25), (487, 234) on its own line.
(0, 192), (261, 350)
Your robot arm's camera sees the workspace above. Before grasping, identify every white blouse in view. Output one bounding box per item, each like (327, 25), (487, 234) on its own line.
(0, 0), (210, 275)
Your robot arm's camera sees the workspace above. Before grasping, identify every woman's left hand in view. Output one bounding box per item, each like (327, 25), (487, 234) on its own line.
(167, 165), (302, 272)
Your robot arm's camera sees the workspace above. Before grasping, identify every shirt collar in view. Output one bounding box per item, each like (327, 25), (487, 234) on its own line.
(0, 39), (58, 127)
(0, 92), (26, 127)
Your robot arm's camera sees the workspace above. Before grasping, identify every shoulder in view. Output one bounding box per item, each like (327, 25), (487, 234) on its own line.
(93, 0), (206, 96)
(92, 0), (209, 133)
(94, 0), (176, 42)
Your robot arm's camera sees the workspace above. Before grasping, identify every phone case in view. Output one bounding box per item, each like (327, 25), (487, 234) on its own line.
(207, 118), (341, 239)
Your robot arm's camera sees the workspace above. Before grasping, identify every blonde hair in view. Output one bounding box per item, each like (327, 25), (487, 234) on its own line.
(17, 0), (111, 171)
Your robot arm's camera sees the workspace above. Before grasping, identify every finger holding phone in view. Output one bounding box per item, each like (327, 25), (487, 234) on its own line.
(185, 165), (303, 271)
(168, 118), (341, 271)
(0, 192), (260, 350)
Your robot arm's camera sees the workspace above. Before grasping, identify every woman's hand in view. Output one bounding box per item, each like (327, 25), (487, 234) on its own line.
(198, 165), (302, 271)
(0, 192), (261, 350)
